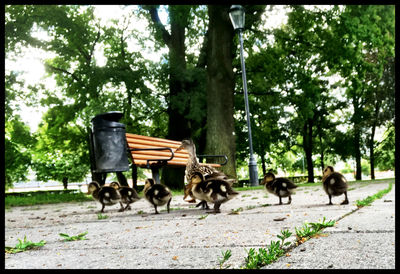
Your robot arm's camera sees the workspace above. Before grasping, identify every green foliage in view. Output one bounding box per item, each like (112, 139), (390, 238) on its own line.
(5, 236), (46, 254)
(59, 231), (88, 241)
(375, 124), (395, 170)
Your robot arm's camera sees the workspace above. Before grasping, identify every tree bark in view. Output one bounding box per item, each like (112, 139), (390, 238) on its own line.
(204, 5), (237, 179)
(303, 118), (314, 183)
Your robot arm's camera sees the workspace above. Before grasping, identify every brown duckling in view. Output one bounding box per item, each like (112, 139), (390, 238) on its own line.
(322, 166), (349, 205)
(261, 172), (297, 205)
(143, 178), (172, 214)
(189, 171), (239, 214)
(87, 181), (122, 213)
(109, 181), (141, 212)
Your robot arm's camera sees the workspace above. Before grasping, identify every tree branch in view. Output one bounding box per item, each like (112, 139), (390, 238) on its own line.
(146, 6), (171, 48)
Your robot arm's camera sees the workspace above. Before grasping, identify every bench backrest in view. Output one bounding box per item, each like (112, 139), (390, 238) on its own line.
(125, 133), (221, 168)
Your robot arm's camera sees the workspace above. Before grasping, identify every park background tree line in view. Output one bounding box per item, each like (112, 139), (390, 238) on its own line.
(5, 5), (395, 190)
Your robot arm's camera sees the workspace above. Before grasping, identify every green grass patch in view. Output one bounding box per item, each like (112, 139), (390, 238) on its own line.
(356, 182), (393, 208)
(5, 191), (93, 208)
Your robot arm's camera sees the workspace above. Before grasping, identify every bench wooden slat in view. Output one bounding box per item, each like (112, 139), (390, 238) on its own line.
(130, 149), (189, 159)
(131, 153), (188, 162)
(132, 159), (221, 168)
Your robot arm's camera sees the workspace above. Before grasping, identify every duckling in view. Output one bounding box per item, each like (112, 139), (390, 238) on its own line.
(189, 171), (239, 213)
(109, 181), (141, 212)
(143, 178), (172, 214)
(322, 166), (349, 205)
(176, 139), (235, 207)
(87, 181), (123, 213)
(261, 172), (297, 205)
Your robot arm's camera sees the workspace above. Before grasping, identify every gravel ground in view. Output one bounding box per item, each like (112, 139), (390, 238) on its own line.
(5, 179), (395, 269)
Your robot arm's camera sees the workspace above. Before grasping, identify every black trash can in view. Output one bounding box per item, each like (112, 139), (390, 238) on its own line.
(90, 111), (130, 173)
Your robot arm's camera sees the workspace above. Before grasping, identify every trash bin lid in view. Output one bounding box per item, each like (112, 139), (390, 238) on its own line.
(91, 111), (124, 123)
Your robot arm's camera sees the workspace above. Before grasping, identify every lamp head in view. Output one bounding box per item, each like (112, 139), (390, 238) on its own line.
(229, 5), (245, 31)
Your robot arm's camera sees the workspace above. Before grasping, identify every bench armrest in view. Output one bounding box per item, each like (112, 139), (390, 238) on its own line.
(197, 155), (228, 166)
(128, 147), (175, 168)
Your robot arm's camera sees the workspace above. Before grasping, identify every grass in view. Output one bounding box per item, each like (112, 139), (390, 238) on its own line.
(5, 236), (46, 254)
(5, 191), (93, 208)
(356, 182), (393, 208)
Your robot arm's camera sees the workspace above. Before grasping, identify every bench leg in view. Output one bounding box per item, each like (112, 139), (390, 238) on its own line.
(151, 167), (160, 184)
(131, 165), (138, 191)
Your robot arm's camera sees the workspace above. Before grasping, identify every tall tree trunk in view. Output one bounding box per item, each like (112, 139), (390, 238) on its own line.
(146, 6), (191, 189)
(354, 127), (362, 180)
(369, 121), (377, 180)
(303, 118), (314, 183)
(204, 5), (237, 179)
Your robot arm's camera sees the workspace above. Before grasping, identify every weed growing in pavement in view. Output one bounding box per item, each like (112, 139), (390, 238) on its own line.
(199, 214), (208, 220)
(356, 182), (393, 208)
(218, 249), (232, 269)
(243, 229), (292, 269)
(295, 217), (335, 244)
(230, 207), (244, 215)
(59, 231), (88, 242)
(246, 205), (257, 210)
(5, 236), (46, 254)
(97, 213), (109, 220)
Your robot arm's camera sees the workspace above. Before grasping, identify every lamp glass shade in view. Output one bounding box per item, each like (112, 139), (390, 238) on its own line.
(229, 5), (245, 30)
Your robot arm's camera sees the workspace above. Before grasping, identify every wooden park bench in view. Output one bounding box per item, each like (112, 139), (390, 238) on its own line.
(87, 111), (227, 189)
(125, 133), (228, 188)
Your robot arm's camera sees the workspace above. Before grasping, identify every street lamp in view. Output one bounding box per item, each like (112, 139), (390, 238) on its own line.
(229, 5), (259, 186)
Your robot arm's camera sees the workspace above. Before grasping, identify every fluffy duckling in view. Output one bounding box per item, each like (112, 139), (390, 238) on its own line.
(189, 171), (239, 213)
(322, 166), (349, 205)
(109, 181), (141, 212)
(143, 178), (172, 214)
(261, 172), (297, 205)
(87, 181), (122, 213)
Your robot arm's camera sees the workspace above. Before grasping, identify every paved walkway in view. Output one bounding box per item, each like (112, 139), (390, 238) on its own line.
(5, 179), (395, 269)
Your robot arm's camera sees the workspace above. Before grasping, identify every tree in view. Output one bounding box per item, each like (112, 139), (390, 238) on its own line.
(322, 5), (395, 179)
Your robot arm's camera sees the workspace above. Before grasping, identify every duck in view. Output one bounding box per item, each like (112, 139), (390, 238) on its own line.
(261, 171), (297, 205)
(175, 139), (235, 207)
(109, 181), (141, 212)
(322, 166), (349, 205)
(87, 181), (123, 213)
(143, 178), (172, 214)
(189, 171), (239, 213)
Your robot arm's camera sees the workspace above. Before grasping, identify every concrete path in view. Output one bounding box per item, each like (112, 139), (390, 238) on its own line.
(5, 179), (395, 269)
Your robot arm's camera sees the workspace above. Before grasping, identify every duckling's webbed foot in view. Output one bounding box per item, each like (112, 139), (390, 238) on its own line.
(278, 196), (283, 205)
(287, 196), (292, 204)
(341, 192), (349, 205)
(118, 202), (125, 212)
(100, 204), (105, 213)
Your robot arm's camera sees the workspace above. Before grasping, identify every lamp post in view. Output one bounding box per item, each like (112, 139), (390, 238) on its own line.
(229, 5), (259, 186)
